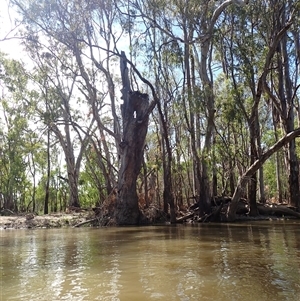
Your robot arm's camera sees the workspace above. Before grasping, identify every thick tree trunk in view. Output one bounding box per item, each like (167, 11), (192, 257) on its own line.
(115, 92), (149, 224)
(68, 169), (80, 208)
(4, 194), (14, 211)
(114, 52), (149, 225)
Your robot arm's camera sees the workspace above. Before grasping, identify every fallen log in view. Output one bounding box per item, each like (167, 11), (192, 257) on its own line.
(0, 209), (15, 216)
(257, 204), (300, 218)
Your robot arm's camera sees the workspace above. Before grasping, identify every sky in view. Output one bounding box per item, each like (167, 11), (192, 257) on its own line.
(0, 0), (24, 59)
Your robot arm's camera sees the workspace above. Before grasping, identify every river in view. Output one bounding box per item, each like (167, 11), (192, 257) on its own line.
(1, 221), (300, 301)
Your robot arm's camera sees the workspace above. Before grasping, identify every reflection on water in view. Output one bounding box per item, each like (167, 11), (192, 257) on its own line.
(1, 221), (300, 301)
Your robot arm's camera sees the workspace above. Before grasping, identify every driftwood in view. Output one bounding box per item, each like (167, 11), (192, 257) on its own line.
(176, 212), (195, 223)
(177, 202), (225, 223)
(73, 218), (98, 228)
(197, 213), (210, 222)
(197, 203), (224, 222)
(177, 198), (300, 224)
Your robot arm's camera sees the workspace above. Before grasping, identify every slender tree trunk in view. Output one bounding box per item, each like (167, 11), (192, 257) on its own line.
(275, 151), (283, 203)
(44, 128), (50, 214)
(64, 134), (81, 208)
(29, 148), (37, 213)
(199, 41), (213, 214)
(142, 157), (149, 208)
(257, 115), (265, 203)
(272, 105), (283, 202)
(248, 113), (259, 216)
(175, 127), (184, 209)
(156, 95), (176, 223)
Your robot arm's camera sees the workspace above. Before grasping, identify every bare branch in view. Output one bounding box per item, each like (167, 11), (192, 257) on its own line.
(208, 0), (247, 37)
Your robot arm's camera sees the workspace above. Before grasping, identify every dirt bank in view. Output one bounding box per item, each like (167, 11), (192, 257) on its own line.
(0, 212), (95, 230)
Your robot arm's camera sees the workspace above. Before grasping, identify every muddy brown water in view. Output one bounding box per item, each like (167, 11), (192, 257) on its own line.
(1, 221), (300, 301)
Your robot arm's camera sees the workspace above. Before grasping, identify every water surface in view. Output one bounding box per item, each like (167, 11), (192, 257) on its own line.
(1, 221), (300, 300)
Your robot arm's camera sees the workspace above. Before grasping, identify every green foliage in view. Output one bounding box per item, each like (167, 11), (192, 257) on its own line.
(78, 170), (102, 208)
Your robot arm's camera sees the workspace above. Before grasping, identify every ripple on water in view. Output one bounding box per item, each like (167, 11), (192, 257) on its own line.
(1, 224), (300, 301)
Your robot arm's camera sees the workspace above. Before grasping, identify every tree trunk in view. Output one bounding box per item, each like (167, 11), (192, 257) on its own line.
(272, 105), (283, 202)
(275, 7), (300, 209)
(44, 126), (50, 214)
(68, 169), (80, 208)
(157, 97), (176, 223)
(282, 38), (300, 208)
(257, 115), (265, 203)
(114, 52), (149, 225)
(288, 138), (299, 208)
(142, 157), (149, 208)
(248, 113), (258, 216)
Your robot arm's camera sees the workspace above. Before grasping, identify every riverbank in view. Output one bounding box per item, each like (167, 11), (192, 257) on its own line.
(1, 200), (300, 229)
(0, 212), (95, 229)
(0, 211), (297, 229)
